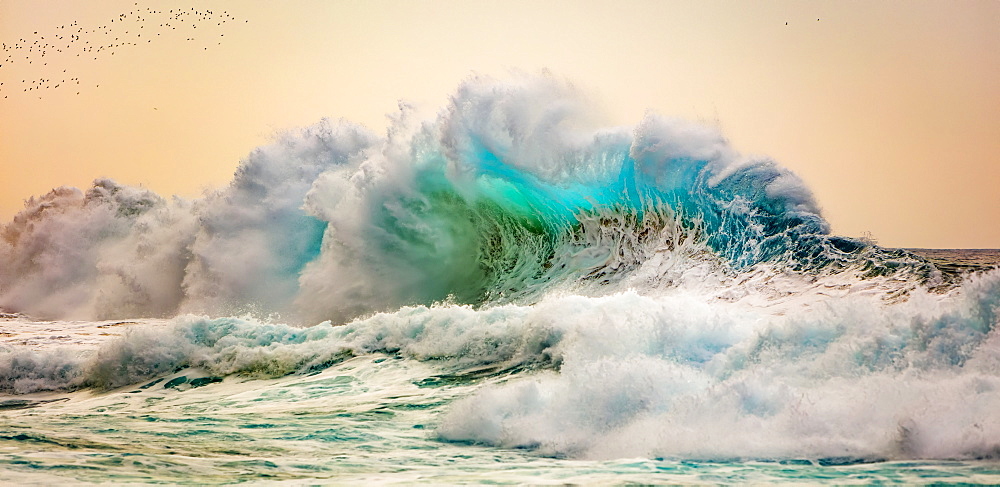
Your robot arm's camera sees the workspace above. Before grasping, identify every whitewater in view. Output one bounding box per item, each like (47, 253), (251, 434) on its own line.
(2, 76), (1000, 484)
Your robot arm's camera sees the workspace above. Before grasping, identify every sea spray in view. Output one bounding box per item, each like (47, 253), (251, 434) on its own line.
(2, 266), (999, 461)
(434, 270), (1000, 460)
(0, 75), (930, 324)
(2, 76), (997, 479)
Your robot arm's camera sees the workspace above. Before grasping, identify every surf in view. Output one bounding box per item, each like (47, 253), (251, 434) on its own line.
(0, 75), (938, 325)
(2, 75), (999, 472)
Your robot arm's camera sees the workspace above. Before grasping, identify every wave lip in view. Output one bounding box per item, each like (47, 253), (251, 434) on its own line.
(2, 74), (939, 323)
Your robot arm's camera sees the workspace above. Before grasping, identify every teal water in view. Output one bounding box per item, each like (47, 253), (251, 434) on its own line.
(2, 77), (1000, 484)
(4, 354), (1000, 484)
(3, 259), (1000, 485)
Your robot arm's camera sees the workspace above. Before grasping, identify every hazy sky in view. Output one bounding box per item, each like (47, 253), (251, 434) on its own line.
(1, 0), (997, 248)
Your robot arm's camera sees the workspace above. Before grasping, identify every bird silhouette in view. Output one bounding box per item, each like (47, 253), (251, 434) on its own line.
(2, 3), (248, 100)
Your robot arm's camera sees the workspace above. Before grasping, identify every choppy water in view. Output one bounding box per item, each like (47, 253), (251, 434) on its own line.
(2, 76), (999, 484)
(3, 358), (1000, 484)
(3, 302), (1000, 484)
(907, 249), (1000, 278)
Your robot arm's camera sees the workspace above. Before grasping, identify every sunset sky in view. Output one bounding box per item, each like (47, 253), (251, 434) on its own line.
(1, 0), (997, 248)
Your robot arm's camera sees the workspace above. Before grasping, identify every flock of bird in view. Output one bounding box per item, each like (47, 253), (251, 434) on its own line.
(1, 3), (247, 100)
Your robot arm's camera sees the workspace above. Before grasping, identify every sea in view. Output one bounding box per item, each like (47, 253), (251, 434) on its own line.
(2, 77), (999, 484)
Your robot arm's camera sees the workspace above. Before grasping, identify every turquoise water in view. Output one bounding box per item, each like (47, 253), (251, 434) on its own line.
(4, 354), (1000, 484)
(2, 77), (1000, 483)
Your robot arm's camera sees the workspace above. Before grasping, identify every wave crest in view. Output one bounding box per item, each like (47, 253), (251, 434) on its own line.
(0, 75), (934, 322)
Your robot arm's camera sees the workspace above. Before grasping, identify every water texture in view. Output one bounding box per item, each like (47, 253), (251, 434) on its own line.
(1, 75), (999, 484)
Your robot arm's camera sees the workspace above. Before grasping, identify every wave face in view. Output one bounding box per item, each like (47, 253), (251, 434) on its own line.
(0, 75), (931, 323)
(2, 75), (998, 469)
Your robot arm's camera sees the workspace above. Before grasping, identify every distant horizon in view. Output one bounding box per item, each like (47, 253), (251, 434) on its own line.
(905, 248), (1000, 251)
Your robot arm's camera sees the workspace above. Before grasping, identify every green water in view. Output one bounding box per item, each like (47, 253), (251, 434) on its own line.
(2, 354), (1000, 485)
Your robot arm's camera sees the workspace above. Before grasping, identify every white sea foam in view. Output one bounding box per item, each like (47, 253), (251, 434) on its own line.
(1, 74), (853, 325)
(2, 266), (997, 461)
(1, 75), (996, 473)
(436, 268), (1000, 461)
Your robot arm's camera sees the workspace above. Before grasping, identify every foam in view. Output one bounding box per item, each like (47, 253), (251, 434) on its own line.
(436, 269), (1000, 461)
(1, 74), (899, 324)
(2, 74), (992, 464)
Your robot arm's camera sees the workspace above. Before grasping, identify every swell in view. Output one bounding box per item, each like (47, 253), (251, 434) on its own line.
(2, 266), (999, 463)
(0, 75), (941, 323)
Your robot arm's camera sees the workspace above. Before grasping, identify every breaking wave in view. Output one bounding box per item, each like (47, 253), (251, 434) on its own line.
(2, 74), (997, 464)
(0, 75), (935, 323)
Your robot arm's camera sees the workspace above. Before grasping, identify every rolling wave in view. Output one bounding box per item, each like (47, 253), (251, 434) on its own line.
(3, 75), (997, 464)
(0, 75), (936, 323)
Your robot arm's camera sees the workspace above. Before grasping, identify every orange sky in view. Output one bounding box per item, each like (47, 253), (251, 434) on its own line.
(1, 0), (998, 248)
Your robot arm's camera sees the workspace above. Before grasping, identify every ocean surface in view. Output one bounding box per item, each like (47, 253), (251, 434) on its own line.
(2, 77), (999, 484)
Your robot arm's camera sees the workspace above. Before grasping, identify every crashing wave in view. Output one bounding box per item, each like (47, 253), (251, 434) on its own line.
(0, 75), (940, 323)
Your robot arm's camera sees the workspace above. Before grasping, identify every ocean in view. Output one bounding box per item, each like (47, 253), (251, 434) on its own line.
(2, 77), (999, 484)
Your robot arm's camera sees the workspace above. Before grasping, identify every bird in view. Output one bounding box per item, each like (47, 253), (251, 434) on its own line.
(5, 5), (247, 99)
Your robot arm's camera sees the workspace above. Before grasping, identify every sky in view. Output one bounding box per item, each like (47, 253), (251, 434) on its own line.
(0, 0), (997, 248)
